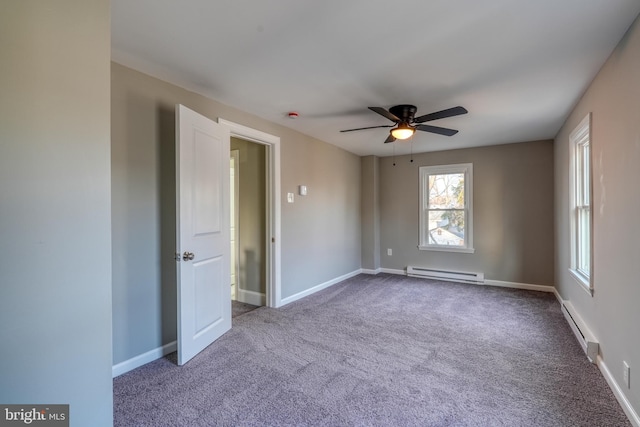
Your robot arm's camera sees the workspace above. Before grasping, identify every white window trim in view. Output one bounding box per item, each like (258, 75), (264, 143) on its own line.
(418, 163), (474, 253)
(568, 113), (593, 295)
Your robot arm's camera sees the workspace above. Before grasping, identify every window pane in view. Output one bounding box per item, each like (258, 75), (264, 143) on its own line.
(570, 113), (591, 285)
(582, 142), (590, 205)
(419, 163), (473, 252)
(577, 146), (584, 205)
(427, 210), (465, 246)
(577, 141), (590, 206)
(577, 208), (590, 274)
(428, 173), (464, 209)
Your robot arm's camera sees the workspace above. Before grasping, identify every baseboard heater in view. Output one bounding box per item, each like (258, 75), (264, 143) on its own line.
(407, 266), (484, 284)
(561, 300), (598, 363)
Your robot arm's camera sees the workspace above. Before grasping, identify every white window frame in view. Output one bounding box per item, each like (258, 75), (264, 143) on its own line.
(419, 163), (474, 253)
(569, 113), (593, 294)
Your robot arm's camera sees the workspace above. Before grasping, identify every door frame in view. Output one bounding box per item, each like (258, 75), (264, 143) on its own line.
(218, 119), (282, 308)
(230, 149), (240, 301)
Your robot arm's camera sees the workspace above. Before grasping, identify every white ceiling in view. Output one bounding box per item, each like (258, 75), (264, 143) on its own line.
(112, 1), (640, 157)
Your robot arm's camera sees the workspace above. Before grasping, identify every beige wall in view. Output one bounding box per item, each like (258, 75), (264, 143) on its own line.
(375, 140), (554, 285)
(0, 1), (113, 424)
(555, 15), (640, 416)
(361, 156), (381, 271)
(111, 62), (361, 365)
(231, 137), (266, 295)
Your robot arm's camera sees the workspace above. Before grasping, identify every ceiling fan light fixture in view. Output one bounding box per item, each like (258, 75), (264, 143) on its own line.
(339, 104), (467, 144)
(391, 123), (415, 140)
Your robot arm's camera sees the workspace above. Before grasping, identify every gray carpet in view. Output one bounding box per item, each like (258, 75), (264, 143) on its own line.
(232, 300), (260, 318)
(114, 274), (630, 426)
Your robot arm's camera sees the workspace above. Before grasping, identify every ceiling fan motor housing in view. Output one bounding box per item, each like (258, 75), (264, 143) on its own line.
(389, 104), (417, 122)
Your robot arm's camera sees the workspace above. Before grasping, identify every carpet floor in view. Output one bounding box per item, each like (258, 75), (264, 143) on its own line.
(232, 300), (260, 318)
(114, 274), (630, 426)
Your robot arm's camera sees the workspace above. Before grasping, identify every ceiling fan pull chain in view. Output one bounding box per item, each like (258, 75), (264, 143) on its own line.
(410, 139), (414, 163)
(393, 141), (396, 166)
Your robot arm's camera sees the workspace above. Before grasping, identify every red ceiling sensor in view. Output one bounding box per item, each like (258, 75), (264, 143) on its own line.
(288, 111), (299, 119)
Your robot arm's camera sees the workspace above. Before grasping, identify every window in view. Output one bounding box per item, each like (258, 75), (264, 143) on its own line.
(569, 113), (592, 292)
(419, 163), (473, 253)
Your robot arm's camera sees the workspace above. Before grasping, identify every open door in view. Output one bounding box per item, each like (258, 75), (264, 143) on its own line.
(176, 104), (231, 365)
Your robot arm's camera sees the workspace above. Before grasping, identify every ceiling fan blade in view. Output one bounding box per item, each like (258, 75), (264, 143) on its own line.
(416, 124), (459, 136)
(413, 106), (468, 123)
(369, 107), (401, 123)
(384, 134), (396, 144)
(340, 125), (394, 133)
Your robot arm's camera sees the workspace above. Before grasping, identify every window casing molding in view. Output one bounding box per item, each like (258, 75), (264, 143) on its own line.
(569, 113), (593, 295)
(418, 163), (474, 253)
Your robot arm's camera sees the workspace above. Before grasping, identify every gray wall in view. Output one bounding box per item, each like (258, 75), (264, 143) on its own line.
(554, 14), (640, 414)
(231, 137), (266, 295)
(361, 156), (381, 271)
(375, 141), (555, 285)
(111, 62), (361, 365)
(0, 1), (113, 425)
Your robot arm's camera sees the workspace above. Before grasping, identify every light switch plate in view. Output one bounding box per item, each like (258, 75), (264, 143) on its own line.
(299, 185), (307, 196)
(287, 192), (294, 203)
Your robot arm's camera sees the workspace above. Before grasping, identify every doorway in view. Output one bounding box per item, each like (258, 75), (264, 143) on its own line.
(230, 138), (266, 309)
(219, 119), (282, 308)
(230, 149), (239, 302)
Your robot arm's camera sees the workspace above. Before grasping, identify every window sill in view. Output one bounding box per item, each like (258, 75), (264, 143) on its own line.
(568, 268), (593, 296)
(418, 245), (475, 254)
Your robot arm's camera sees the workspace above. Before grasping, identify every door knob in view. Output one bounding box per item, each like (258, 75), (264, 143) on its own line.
(182, 251), (195, 261)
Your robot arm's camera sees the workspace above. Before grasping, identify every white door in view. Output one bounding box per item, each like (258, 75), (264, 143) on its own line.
(176, 104), (231, 366)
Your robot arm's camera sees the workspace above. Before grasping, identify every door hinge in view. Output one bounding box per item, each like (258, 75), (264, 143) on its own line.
(272, 237), (275, 243)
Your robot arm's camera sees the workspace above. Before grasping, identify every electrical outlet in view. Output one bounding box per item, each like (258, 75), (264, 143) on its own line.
(387, 248), (392, 256)
(623, 361), (630, 388)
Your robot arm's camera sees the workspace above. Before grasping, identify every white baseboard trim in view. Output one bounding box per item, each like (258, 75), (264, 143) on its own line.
(236, 289), (266, 306)
(597, 355), (640, 427)
(362, 268), (406, 275)
(280, 269), (361, 306)
(369, 270), (555, 293)
(484, 279), (555, 293)
(380, 268), (406, 275)
(112, 341), (177, 378)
